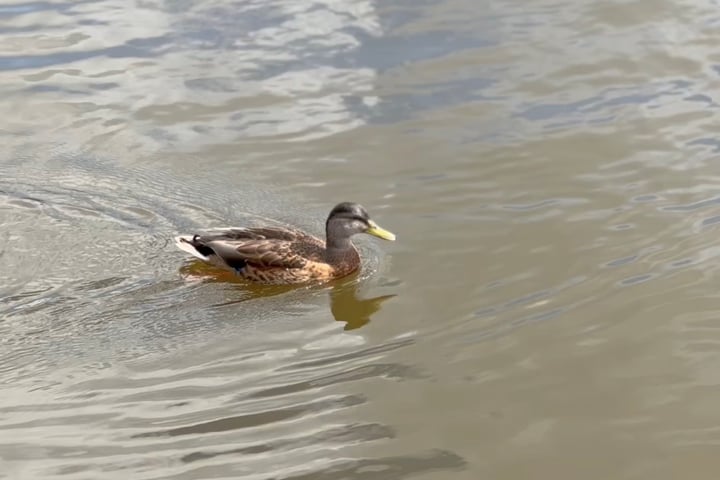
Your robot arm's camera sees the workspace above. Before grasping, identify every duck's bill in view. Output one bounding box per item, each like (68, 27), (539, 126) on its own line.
(366, 220), (396, 241)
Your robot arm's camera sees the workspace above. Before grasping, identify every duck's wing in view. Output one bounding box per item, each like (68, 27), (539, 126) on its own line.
(207, 238), (308, 269)
(204, 226), (301, 242)
(176, 227), (323, 270)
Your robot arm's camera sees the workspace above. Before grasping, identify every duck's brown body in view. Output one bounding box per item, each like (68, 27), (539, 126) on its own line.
(175, 226), (361, 285)
(175, 202), (394, 285)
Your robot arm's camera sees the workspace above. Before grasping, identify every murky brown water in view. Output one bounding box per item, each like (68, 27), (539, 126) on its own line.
(3, 0), (720, 478)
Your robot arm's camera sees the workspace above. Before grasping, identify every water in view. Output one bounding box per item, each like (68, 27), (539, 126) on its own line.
(2, 0), (720, 478)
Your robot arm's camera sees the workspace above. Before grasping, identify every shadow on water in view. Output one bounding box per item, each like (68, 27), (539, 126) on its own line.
(178, 260), (396, 331)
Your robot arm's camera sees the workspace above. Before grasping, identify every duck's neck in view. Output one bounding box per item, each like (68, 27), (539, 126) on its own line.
(324, 236), (355, 263)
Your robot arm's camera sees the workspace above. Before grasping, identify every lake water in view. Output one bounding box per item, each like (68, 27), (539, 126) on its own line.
(3, 0), (720, 478)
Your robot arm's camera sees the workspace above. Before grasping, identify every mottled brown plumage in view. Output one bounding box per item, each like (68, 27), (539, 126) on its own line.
(174, 202), (395, 285)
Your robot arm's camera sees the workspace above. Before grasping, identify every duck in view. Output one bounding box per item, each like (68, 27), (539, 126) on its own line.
(174, 202), (395, 284)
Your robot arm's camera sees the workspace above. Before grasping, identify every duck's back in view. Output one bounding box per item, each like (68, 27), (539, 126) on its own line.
(176, 225), (360, 284)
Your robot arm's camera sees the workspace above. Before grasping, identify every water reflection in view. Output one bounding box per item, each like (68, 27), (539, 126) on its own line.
(177, 423), (395, 464)
(178, 260), (395, 330)
(135, 394), (367, 438)
(329, 281), (396, 331)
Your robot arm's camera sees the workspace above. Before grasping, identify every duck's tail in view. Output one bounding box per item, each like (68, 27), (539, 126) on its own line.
(174, 235), (211, 262)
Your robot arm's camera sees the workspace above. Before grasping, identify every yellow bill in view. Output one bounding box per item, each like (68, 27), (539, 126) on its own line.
(366, 220), (396, 241)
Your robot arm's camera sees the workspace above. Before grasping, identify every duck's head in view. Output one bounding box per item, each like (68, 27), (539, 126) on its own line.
(325, 202), (396, 248)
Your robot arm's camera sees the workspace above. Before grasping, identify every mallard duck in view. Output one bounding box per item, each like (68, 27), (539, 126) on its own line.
(174, 202), (395, 284)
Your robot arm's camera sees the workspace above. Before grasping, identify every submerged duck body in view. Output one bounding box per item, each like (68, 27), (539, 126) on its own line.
(174, 202), (395, 285)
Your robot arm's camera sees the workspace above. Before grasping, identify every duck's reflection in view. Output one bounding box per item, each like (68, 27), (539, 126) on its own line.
(328, 281), (395, 330)
(179, 261), (395, 330)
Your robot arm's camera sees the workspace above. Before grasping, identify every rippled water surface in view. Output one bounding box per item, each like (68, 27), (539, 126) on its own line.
(3, 0), (720, 478)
